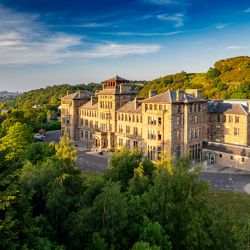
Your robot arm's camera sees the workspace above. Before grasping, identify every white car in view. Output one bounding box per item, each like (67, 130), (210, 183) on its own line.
(34, 134), (44, 141)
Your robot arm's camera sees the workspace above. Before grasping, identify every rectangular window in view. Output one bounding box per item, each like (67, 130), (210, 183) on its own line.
(229, 115), (233, 123)
(177, 130), (180, 140)
(126, 140), (130, 149)
(158, 147), (162, 160)
(158, 131), (162, 140)
(235, 116), (239, 123)
(119, 138), (123, 147)
(133, 127), (138, 136)
(158, 117), (162, 125)
(126, 126), (130, 134)
(234, 127), (239, 136)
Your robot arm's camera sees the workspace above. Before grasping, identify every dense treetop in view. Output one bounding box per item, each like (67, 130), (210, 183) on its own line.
(138, 56), (250, 99)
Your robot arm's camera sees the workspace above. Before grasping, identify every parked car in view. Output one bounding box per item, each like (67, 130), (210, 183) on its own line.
(34, 134), (44, 141)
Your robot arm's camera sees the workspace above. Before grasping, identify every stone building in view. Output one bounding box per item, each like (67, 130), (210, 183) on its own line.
(60, 76), (250, 170)
(60, 91), (92, 139)
(204, 99), (250, 169)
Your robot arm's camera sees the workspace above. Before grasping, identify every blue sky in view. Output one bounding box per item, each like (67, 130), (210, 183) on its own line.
(0, 0), (250, 91)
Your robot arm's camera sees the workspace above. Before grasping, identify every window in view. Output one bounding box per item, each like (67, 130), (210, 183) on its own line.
(216, 126), (220, 134)
(229, 115), (233, 123)
(159, 105), (162, 110)
(219, 154), (222, 158)
(158, 131), (162, 140)
(242, 158), (245, 163)
(230, 155), (234, 160)
(154, 104), (157, 110)
(158, 117), (162, 125)
(119, 138), (123, 147)
(126, 140), (130, 149)
(235, 116), (239, 123)
(133, 141), (138, 147)
(189, 104), (192, 112)
(177, 105), (181, 113)
(234, 127), (239, 136)
(194, 116), (198, 124)
(119, 124), (123, 133)
(126, 126), (130, 134)
(158, 147), (162, 160)
(177, 130), (180, 140)
(133, 127), (138, 136)
(177, 117), (180, 126)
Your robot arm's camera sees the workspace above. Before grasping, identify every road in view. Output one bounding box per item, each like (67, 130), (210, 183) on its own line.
(77, 151), (109, 173)
(43, 132), (250, 193)
(77, 151), (250, 193)
(43, 130), (61, 143)
(201, 172), (250, 192)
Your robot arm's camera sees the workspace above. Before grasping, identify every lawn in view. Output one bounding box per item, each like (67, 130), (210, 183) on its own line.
(204, 189), (250, 221)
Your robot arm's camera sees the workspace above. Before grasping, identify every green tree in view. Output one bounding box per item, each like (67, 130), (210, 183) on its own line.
(104, 147), (143, 190)
(55, 135), (77, 166)
(139, 217), (172, 250)
(132, 241), (160, 250)
(0, 122), (33, 162)
(91, 182), (128, 247)
(19, 142), (55, 164)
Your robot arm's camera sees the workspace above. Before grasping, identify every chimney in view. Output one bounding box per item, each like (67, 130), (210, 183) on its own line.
(91, 96), (98, 106)
(176, 89), (184, 102)
(185, 89), (202, 98)
(134, 97), (144, 109)
(149, 89), (157, 98)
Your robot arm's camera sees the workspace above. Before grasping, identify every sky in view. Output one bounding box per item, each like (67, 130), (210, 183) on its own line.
(0, 0), (250, 92)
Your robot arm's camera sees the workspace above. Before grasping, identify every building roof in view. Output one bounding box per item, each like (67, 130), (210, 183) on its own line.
(95, 89), (137, 95)
(208, 102), (248, 115)
(141, 90), (207, 103)
(61, 91), (92, 100)
(117, 100), (142, 114)
(203, 142), (250, 157)
(79, 100), (98, 110)
(104, 75), (129, 83)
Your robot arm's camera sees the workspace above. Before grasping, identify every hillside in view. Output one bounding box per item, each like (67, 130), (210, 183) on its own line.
(8, 83), (102, 110)
(139, 56), (250, 99)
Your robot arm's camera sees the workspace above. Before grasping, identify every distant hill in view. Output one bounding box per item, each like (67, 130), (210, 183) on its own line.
(138, 56), (250, 99)
(7, 83), (102, 110)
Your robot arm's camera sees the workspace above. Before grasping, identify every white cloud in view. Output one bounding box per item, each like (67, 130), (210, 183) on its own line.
(102, 31), (184, 36)
(141, 0), (188, 5)
(78, 43), (161, 59)
(157, 13), (185, 27)
(244, 8), (250, 13)
(0, 6), (160, 66)
(226, 46), (247, 50)
(215, 23), (229, 29)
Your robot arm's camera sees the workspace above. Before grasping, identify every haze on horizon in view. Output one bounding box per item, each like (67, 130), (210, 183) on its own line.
(0, 0), (250, 92)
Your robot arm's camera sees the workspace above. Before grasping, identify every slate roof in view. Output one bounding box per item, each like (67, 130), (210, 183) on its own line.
(203, 142), (250, 157)
(141, 90), (207, 103)
(104, 75), (129, 82)
(79, 100), (98, 110)
(95, 89), (137, 95)
(61, 91), (92, 100)
(117, 100), (142, 114)
(208, 102), (248, 115)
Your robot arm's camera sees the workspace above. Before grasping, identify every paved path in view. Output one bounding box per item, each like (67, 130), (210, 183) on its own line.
(201, 172), (250, 193)
(43, 130), (61, 143)
(77, 150), (109, 173)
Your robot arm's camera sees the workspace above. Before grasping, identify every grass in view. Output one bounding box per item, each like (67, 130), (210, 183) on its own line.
(82, 170), (103, 185)
(204, 189), (250, 221)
